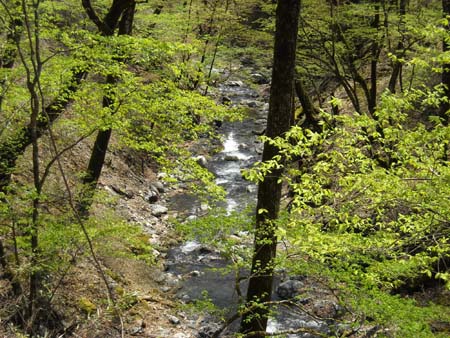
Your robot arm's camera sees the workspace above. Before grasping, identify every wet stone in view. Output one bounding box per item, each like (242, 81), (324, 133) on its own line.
(252, 127), (266, 136)
(221, 96), (231, 104)
(224, 155), (240, 161)
(255, 118), (267, 125)
(226, 80), (244, 87)
(243, 100), (258, 108)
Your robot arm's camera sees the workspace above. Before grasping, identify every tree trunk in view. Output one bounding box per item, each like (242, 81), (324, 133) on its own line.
(388, 0), (406, 94)
(239, 0), (300, 336)
(442, 0), (450, 125)
(0, 16), (22, 110)
(369, 2), (381, 115)
(294, 77), (320, 132)
(77, 1), (136, 217)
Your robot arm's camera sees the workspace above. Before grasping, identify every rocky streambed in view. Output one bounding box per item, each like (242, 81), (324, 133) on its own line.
(161, 78), (345, 337)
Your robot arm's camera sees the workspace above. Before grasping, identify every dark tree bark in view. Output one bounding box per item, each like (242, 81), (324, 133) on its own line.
(0, 239), (21, 296)
(332, 15), (371, 115)
(78, 0), (136, 217)
(239, 0), (300, 335)
(442, 0), (450, 125)
(294, 78), (321, 132)
(81, 0), (133, 35)
(369, 1), (381, 115)
(388, 0), (406, 93)
(0, 14), (22, 111)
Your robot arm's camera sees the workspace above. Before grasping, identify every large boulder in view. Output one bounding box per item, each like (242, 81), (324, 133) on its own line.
(276, 279), (304, 299)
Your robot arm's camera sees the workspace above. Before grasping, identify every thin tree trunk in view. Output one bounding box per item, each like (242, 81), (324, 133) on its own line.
(0, 15), (22, 110)
(15, 0), (45, 331)
(0, 238), (22, 296)
(239, 0), (300, 335)
(442, 0), (450, 125)
(388, 0), (406, 93)
(369, 2), (381, 115)
(294, 78), (320, 131)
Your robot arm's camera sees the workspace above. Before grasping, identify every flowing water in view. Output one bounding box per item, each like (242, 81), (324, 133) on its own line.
(167, 81), (331, 337)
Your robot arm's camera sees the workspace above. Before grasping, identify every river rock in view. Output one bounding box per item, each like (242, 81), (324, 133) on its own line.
(221, 96), (231, 104)
(179, 293), (191, 302)
(193, 155), (208, 168)
(151, 204), (168, 217)
(252, 127), (266, 136)
(251, 73), (269, 84)
(145, 190), (159, 203)
(246, 185), (257, 193)
(238, 143), (249, 150)
(186, 215), (197, 222)
(312, 299), (343, 319)
(180, 240), (202, 254)
(151, 181), (165, 193)
(188, 270), (202, 277)
(276, 279), (304, 299)
(165, 273), (181, 288)
(243, 100), (258, 108)
(226, 80), (244, 87)
(255, 118), (267, 125)
(224, 155), (240, 161)
(167, 315), (180, 325)
(255, 144), (264, 154)
(157, 172), (168, 179)
(197, 322), (221, 338)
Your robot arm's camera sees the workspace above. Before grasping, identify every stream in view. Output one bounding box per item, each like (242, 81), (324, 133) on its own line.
(167, 79), (336, 337)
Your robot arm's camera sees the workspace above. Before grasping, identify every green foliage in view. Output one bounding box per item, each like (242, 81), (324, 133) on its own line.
(242, 84), (450, 335)
(176, 207), (253, 263)
(180, 290), (226, 319)
(2, 0), (450, 336)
